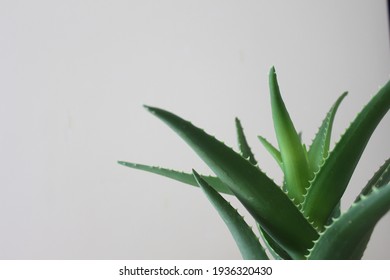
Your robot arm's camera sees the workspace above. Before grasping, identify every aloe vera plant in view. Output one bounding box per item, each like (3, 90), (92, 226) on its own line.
(119, 67), (390, 259)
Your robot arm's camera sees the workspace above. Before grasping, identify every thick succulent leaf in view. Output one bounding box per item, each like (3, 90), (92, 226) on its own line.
(326, 202), (341, 226)
(257, 223), (292, 260)
(235, 118), (257, 166)
(144, 105), (318, 259)
(257, 135), (287, 192)
(193, 170), (268, 260)
(302, 80), (390, 230)
(355, 158), (390, 203)
(308, 92), (348, 176)
(308, 183), (390, 259)
(269, 67), (310, 203)
(118, 161), (233, 195)
(257, 136), (283, 169)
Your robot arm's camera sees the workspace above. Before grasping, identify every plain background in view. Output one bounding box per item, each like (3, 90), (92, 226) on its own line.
(1, 0), (389, 259)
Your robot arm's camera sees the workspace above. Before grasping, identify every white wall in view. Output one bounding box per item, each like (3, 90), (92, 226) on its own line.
(0, 0), (389, 259)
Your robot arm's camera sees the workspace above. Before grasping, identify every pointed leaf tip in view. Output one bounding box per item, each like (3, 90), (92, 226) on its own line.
(118, 161), (140, 168)
(119, 161), (233, 194)
(146, 105), (317, 259)
(257, 135), (283, 169)
(143, 105), (157, 113)
(308, 91), (348, 176)
(235, 118), (257, 165)
(268, 67), (310, 203)
(303, 80), (390, 229)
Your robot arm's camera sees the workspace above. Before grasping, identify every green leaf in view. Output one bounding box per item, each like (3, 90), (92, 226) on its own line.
(326, 202), (341, 226)
(355, 158), (390, 202)
(298, 131), (303, 142)
(144, 105), (318, 259)
(257, 223), (292, 260)
(235, 118), (257, 165)
(308, 183), (390, 259)
(308, 92), (348, 176)
(257, 136), (283, 169)
(302, 80), (390, 230)
(118, 161), (233, 195)
(269, 67), (310, 203)
(193, 170), (268, 260)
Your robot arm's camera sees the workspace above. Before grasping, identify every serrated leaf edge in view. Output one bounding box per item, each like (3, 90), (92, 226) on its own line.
(305, 185), (389, 259)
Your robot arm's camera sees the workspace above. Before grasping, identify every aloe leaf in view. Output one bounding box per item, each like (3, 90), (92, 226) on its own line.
(257, 223), (292, 260)
(193, 170), (268, 260)
(257, 136), (283, 169)
(144, 105), (318, 259)
(355, 158), (390, 203)
(302, 143), (309, 170)
(326, 202), (341, 226)
(118, 161), (233, 195)
(269, 67), (310, 203)
(302, 80), (390, 230)
(308, 92), (348, 176)
(235, 118), (257, 165)
(308, 183), (390, 259)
